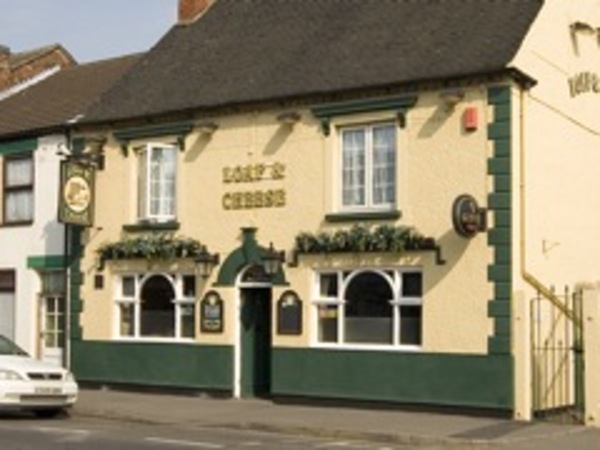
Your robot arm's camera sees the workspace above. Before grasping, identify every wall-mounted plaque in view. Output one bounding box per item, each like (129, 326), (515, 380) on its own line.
(277, 290), (302, 335)
(200, 291), (224, 333)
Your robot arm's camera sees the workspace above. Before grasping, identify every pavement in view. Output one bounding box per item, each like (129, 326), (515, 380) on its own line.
(70, 387), (600, 448)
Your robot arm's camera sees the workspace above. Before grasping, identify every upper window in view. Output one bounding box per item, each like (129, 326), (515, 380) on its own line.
(341, 123), (396, 211)
(314, 269), (422, 348)
(115, 273), (196, 340)
(3, 154), (34, 224)
(137, 144), (177, 222)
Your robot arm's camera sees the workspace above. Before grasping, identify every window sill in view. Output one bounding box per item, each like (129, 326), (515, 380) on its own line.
(311, 343), (421, 352)
(122, 221), (180, 232)
(324, 210), (401, 223)
(0, 220), (34, 228)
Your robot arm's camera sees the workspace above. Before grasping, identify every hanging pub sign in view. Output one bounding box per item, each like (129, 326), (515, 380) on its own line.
(201, 291), (224, 333)
(58, 161), (95, 227)
(452, 194), (487, 238)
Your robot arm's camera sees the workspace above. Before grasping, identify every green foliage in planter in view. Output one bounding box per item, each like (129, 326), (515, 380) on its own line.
(97, 233), (203, 263)
(294, 224), (435, 254)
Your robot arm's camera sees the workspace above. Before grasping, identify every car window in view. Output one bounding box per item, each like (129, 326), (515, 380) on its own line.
(0, 335), (28, 356)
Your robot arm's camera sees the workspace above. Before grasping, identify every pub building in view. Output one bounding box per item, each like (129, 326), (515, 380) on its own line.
(67, 0), (600, 420)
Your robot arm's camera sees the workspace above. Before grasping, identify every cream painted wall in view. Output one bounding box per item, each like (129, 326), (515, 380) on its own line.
(81, 88), (495, 355)
(511, 0), (600, 291)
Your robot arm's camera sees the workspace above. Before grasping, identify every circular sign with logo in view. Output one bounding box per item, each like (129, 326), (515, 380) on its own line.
(63, 174), (92, 213)
(452, 194), (484, 238)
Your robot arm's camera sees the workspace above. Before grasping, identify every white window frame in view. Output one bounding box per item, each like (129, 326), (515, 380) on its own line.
(136, 143), (177, 223)
(338, 122), (397, 212)
(3, 153), (34, 224)
(312, 268), (422, 351)
(113, 272), (196, 342)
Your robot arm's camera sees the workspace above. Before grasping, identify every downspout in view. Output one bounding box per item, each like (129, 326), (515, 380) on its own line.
(517, 85), (578, 325)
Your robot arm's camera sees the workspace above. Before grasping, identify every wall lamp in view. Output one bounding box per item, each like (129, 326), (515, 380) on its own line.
(439, 89), (465, 111)
(277, 111), (301, 125)
(262, 242), (286, 277)
(57, 142), (106, 170)
(194, 245), (220, 278)
(197, 120), (219, 136)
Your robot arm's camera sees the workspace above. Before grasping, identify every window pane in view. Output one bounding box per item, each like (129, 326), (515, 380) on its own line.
(119, 303), (135, 337)
(319, 274), (338, 298)
(5, 191), (33, 222)
(140, 275), (175, 337)
(149, 147), (176, 217)
(41, 272), (65, 295)
(318, 305), (338, 343)
(344, 272), (393, 344)
(402, 272), (422, 297)
(180, 304), (195, 338)
(6, 158), (33, 187)
(137, 150), (148, 219)
(372, 125), (396, 205)
(400, 305), (422, 345)
(183, 275), (196, 297)
(342, 129), (366, 207)
(122, 276), (135, 297)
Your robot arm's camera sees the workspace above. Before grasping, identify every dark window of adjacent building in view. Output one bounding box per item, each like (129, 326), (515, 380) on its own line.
(3, 154), (34, 224)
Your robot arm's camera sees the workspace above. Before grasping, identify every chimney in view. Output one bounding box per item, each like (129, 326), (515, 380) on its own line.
(178, 0), (214, 24)
(0, 46), (10, 89)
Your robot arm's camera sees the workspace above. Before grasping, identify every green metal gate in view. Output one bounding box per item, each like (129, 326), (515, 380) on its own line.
(530, 286), (584, 424)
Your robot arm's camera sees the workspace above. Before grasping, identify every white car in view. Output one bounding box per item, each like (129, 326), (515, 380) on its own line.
(0, 335), (78, 417)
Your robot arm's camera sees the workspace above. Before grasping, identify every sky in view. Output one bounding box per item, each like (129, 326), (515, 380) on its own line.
(0, 0), (178, 63)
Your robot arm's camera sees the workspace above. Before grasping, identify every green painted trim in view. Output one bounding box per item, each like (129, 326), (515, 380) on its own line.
(122, 221), (181, 232)
(272, 348), (513, 410)
(0, 138), (37, 156)
(216, 228), (288, 286)
(114, 121), (194, 155)
(488, 337), (511, 354)
(71, 341), (233, 390)
(312, 95), (418, 135)
(486, 85), (513, 356)
(69, 227), (84, 341)
(488, 300), (511, 318)
(324, 210), (401, 223)
(27, 255), (66, 269)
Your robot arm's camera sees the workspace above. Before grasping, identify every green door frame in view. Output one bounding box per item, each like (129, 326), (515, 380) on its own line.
(240, 287), (272, 398)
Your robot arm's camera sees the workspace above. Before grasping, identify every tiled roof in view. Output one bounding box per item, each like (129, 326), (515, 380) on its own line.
(84, 0), (543, 124)
(0, 54), (140, 139)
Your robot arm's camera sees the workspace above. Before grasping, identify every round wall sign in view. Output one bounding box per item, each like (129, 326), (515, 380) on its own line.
(452, 194), (484, 238)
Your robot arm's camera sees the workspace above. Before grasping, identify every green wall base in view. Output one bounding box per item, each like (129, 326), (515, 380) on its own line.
(272, 348), (513, 411)
(71, 341), (233, 391)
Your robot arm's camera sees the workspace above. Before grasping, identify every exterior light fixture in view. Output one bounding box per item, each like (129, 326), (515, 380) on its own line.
(262, 242), (285, 277)
(197, 121), (219, 135)
(277, 111), (301, 125)
(194, 245), (220, 278)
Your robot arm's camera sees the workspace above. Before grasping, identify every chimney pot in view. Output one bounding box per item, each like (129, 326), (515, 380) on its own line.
(178, 0), (212, 24)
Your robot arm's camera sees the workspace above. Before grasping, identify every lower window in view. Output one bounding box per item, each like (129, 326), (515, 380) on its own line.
(314, 269), (422, 347)
(115, 273), (196, 339)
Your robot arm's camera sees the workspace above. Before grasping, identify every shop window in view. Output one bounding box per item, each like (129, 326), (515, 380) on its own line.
(137, 144), (177, 222)
(340, 123), (396, 212)
(114, 273), (196, 340)
(3, 154), (34, 224)
(314, 269), (422, 348)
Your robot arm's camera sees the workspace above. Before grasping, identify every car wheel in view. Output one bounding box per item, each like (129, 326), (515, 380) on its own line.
(33, 408), (64, 419)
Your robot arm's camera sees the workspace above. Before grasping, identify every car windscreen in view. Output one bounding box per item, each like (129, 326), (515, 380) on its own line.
(0, 335), (28, 356)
